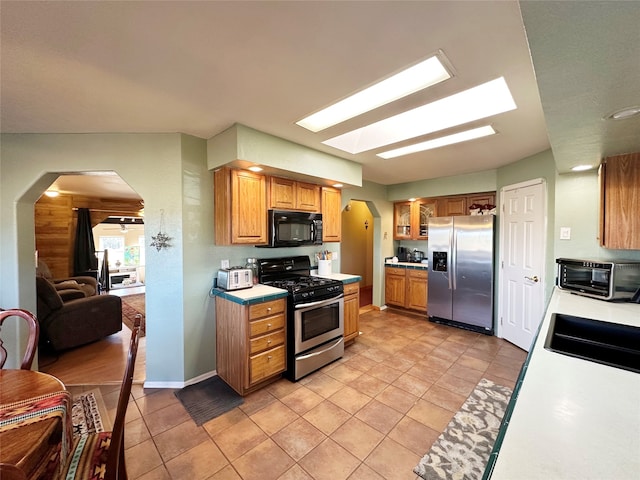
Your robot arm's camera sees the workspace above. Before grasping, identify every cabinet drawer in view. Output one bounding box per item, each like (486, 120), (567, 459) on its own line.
(249, 299), (285, 320)
(343, 282), (359, 296)
(250, 345), (285, 385)
(249, 314), (285, 337)
(407, 269), (428, 280)
(386, 267), (405, 276)
(250, 330), (285, 354)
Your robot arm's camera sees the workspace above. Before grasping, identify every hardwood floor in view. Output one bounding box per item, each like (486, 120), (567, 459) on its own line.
(39, 324), (146, 385)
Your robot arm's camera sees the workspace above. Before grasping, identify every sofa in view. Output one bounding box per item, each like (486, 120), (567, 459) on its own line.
(35, 276), (122, 351)
(36, 259), (98, 297)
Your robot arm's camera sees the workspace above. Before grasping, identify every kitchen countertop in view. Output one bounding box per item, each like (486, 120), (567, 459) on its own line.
(212, 273), (361, 304)
(384, 261), (429, 269)
(487, 288), (640, 479)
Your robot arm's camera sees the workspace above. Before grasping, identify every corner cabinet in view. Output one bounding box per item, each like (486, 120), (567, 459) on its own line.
(216, 296), (287, 396)
(322, 187), (342, 242)
(214, 167), (267, 245)
(269, 176), (321, 212)
(343, 282), (360, 344)
(599, 153), (640, 249)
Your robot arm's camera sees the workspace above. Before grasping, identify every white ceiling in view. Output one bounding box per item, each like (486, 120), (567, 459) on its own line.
(2, 1), (639, 197)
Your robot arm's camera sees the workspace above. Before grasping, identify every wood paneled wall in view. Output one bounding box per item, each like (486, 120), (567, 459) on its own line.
(35, 194), (143, 278)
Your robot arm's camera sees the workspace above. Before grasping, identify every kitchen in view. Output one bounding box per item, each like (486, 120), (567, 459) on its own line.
(2, 0), (640, 407)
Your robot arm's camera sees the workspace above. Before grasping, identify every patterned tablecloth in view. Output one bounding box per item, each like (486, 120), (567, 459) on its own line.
(0, 390), (72, 479)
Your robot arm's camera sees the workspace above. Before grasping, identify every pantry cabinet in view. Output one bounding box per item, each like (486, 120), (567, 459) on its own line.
(216, 296), (286, 396)
(269, 176), (321, 212)
(214, 167), (267, 245)
(322, 187), (342, 242)
(385, 266), (428, 314)
(599, 152), (640, 249)
(343, 282), (360, 344)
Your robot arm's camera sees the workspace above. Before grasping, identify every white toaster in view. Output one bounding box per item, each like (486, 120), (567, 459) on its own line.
(217, 267), (253, 290)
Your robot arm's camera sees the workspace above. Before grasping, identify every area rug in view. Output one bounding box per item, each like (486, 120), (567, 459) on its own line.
(121, 293), (145, 337)
(71, 389), (112, 437)
(413, 378), (513, 480)
(174, 376), (244, 426)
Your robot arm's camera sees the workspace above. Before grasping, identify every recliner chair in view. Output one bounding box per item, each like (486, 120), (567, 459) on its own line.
(35, 277), (122, 351)
(36, 259), (98, 297)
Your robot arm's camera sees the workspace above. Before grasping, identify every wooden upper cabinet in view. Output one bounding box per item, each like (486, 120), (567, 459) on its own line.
(393, 199), (436, 240)
(269, 176), (320, 212)
(600, 153), (640, 249)
(214, 167), (267, 245)
(321, 187), (342, 242)
(438, 196), (467, 216)
(467, 193), (496, 209)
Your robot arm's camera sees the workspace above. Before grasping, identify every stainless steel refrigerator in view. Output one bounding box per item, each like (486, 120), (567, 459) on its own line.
(427, 215), (495, 334)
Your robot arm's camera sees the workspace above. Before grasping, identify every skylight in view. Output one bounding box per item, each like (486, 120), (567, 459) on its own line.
(378, 126), (497, 159)
(323, 77), (516, 154)
(296, 55), (451, 132)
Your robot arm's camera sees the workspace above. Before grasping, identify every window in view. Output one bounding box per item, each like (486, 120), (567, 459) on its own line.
(99, 236), (125, 269)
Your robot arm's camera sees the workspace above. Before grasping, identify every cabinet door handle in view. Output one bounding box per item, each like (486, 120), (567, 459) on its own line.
(267, 323), (272, 328)
(267, 339), (272, 344)
(267, 355), (272, 360)
(266, 307), (272, 312)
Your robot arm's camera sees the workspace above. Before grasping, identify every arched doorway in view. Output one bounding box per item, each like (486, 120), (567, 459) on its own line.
(341, 200), (374, 308)
(34, 172), (146, 384)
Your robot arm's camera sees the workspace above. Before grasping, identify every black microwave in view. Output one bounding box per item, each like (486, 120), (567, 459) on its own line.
(261, 210), (323, 247)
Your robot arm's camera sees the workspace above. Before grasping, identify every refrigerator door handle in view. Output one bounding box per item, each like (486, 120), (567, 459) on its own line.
(450, 226), (455, 290)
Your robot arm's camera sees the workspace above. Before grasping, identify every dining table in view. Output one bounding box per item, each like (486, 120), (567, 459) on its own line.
(0, 369), (72, 480)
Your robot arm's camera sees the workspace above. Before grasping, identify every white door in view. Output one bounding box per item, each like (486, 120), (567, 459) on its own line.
(498, 179), (546, 351)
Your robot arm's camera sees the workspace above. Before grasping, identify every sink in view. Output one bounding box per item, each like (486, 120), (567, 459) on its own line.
(544, 313), (640, 373)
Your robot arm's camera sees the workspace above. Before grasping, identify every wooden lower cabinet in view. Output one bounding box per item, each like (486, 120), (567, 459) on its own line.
(385, 267), (428, 314)
(343, 282), (360, 344)
(384, 267), (406, 307)
(407, 269), (428, 311)
(216, 296), (286, 395)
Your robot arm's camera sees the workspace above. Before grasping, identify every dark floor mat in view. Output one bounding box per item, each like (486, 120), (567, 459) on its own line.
(174, 375), (244, 426)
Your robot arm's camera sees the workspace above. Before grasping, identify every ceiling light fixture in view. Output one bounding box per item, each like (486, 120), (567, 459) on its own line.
(248, 166), (263, 172)
(44, 190), (59, 197)
(297, 54), (452, 132)
(332, 183), (343, 188)
(604, 105), (640, 120)
(324, 77), (516, 154)
(378, 126), (497, 159)
(571, 165), (594, 172)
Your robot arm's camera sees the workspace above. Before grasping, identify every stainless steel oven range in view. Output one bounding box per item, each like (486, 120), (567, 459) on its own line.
(257, 255), (344, 381)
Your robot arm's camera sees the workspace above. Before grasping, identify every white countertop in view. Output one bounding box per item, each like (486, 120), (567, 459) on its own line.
(310, 272), (361, 283)
(489, 288), (640, 479)
(384, 261), (429, 268)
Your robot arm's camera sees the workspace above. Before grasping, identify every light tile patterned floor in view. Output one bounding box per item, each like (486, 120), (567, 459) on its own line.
(73, 308), (526, 480)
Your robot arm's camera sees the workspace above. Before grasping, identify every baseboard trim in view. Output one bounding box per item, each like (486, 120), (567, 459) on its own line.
(143, 370), (218, 390)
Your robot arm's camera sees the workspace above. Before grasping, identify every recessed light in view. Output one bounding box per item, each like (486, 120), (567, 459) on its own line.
(332, 183), (343, 188)
(571, 165), (594, 172)
(408, 198), (417, 202)
(44, 190), (59, 197)
(324, 77), (516, 154)
(297, 54), (452, 132)
(378, 126), (496, 159)
(604, 106), (640, 120)
(248, 166), (263, 172)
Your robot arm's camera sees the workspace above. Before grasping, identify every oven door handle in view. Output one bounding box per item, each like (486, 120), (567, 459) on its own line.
(295, 336), (344, 360)
(294, 294), (344, 309)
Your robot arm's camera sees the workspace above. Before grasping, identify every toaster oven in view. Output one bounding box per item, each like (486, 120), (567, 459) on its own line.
(556, 258), (640, 301)
(217, 267), (253, 291)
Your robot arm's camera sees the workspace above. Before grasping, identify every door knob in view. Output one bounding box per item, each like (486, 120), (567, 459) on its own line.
(525, 275), (539, 283)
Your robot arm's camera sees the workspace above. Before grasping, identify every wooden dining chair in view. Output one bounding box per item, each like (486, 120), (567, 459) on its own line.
(63, 314), (141, 480)
(0, 309), (39, 370)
